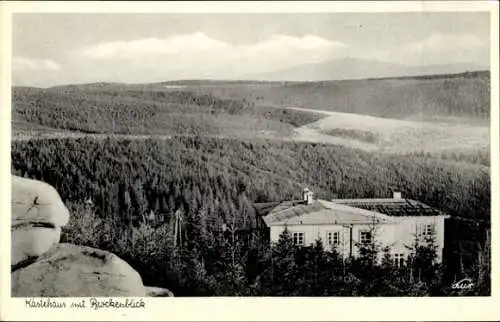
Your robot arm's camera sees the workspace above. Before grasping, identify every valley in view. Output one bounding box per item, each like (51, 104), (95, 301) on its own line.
(10, 70), (491, 296)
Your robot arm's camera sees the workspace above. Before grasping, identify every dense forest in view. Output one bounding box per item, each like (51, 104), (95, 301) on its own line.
(181, 71), (490, 120)
(11, 136), (490, 296)
(12, 86), (323, 137)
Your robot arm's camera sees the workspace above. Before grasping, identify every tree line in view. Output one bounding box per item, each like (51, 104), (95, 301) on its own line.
(12, 86), (323, 136)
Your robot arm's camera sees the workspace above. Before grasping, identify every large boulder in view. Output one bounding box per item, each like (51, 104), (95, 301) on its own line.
(12, 226), (62, 268)
(11, 175), (70, 266)
(12, 243), (146, 297)
(145, 286), (174, 297)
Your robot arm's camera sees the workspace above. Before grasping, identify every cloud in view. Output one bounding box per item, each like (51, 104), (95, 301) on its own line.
(12, 57), (61, 71)
(18, 31), (488, 86)
(77, 32), (349, 79)
(82, 32), (230, 59)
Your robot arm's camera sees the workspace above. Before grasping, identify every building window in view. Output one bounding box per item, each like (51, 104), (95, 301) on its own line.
(359, 231), (372, 245)
(326, 231), (340, 246)
(292, 232), (305, 246)
(423, 224), (434, 236)
(394, 253), (405, 268)
(417, 223), (435, 236)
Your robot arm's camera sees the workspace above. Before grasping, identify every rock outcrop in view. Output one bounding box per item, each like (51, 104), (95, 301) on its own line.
(11, 175), (173, 297)
(12, 243), (146, 297)
(11, 175), (70, 267)
(144, 286), (175, 297)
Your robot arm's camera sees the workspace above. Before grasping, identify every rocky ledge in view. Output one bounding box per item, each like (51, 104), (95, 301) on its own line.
(11, 175), (173, 297)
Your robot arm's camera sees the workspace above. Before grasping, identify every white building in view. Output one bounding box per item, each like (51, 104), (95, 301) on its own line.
(255, 188), (450, 265)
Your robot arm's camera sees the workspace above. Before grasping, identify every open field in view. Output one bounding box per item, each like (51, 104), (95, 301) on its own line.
(286, 106), (489, 154)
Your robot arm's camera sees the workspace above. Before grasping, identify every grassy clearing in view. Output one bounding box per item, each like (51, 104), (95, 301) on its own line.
(290, 108), (489, 154)
(323, 128), (379, 144)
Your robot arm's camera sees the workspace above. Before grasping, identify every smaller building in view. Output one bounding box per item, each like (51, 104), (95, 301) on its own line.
(254, 188), (450, 265)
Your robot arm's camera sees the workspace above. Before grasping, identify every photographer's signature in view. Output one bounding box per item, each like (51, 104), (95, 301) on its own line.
(451, 278), (474, 290)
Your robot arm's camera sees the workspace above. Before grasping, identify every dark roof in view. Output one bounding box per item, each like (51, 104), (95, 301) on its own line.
(332, 198), (448, 217)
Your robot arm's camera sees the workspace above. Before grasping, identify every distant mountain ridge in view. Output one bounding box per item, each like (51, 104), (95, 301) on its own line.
(246, 57), (489, 82)
(13, 68), (489, 91)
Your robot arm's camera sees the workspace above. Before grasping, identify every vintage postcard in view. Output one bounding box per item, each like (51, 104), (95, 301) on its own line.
(0, 1), (499, 321)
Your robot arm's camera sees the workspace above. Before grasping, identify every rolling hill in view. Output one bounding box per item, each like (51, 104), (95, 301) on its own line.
(11, 86), (324, 140)
(12, 70), (490, 155)
(246, 57), (488, 82)
(178, 70), (490, 121)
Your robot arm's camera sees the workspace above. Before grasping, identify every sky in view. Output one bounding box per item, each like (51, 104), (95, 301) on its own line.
(12, 12), (491, 87)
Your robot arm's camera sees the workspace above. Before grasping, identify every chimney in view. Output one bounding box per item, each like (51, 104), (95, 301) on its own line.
(393, 191), (402, 199)
(303, 187), (314, 205)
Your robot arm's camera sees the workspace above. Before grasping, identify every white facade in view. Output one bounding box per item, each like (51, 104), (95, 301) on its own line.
(269, 215), (446, 262)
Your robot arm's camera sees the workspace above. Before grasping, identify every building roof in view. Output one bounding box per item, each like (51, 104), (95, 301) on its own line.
(255, 199), (389, 226)
(255, 197), (449, 227)
(332, 198), (449, 217)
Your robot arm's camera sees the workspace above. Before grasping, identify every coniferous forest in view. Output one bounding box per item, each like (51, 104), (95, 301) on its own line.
(11, 136), (491, 296)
